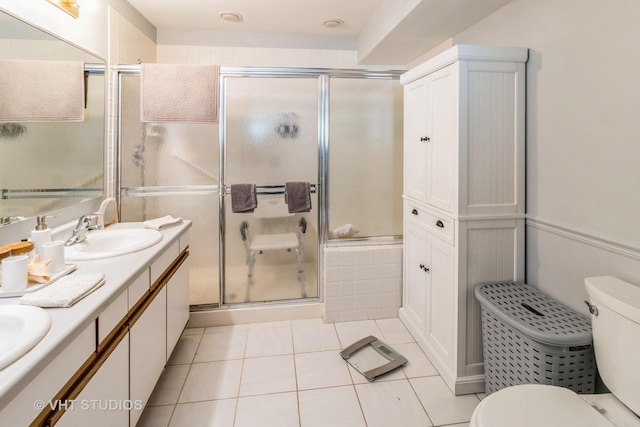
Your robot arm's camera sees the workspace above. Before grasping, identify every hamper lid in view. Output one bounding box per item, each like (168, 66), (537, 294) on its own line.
(474, 282), (592, 347)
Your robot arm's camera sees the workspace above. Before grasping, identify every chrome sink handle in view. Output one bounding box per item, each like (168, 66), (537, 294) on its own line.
(65, 213), (104, 246)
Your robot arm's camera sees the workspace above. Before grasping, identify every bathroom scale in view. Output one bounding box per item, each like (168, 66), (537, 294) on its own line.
(340, 336), (408, 381)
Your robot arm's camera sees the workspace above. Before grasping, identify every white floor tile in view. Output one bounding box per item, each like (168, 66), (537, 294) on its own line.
(299, 386), (366, 427)
(295, 351), (352, 390)
(178, 360), (243, 403)
(239, 355), (296, 396)
(169, 399), (237, 427)
(245, 327), (293, 358)
(140, 316), (481, 427)
(167, 334), (202, 365)
(392, 342), (439, 379)
(194, 330), (247, 362)
(410, 376), (480, 426)
(334, 320), (383, 348)
(291, 318), (323, 327)
(148, 364), (190, 407)
(204, 324), (249, 334)
(235, 392), (299, 427)
(137, 405), (174, 427)
(292, 323), (341, 353)
(356, 379), (432, 427)
(375, 318), (415, 344)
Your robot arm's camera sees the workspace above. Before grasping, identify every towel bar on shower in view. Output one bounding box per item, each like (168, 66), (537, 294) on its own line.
(223, 184), (316, 196)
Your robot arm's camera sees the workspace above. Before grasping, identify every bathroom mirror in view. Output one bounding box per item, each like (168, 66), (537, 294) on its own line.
(0, 10), (105, 222)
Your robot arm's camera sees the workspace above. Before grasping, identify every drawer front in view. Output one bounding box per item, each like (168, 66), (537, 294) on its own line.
(150, 240), (180, 286)
(128, 268), (150, 311)
(97, 290), (127, 346)
(405, 201), (454, 246)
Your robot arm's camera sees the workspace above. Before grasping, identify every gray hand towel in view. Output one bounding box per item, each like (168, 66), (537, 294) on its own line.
(285, 182), (312, 213)
(231, 184), (257, 213)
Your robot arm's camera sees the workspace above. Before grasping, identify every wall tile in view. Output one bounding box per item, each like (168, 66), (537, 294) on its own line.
(323, 244), (402, 322)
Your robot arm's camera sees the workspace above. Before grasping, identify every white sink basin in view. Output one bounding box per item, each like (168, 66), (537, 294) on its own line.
(65, 228), (163, 261)
(0, 305), (51, 370)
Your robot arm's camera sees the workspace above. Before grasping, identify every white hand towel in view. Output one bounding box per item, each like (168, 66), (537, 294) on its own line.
(20, 273), (105, 308)
(143, 215), (183, 230)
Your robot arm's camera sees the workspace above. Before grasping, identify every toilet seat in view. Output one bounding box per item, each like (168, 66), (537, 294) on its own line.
(470, 384), (615, 427)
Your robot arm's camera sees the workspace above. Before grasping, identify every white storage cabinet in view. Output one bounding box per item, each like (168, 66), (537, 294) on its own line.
(400, 45), (528, 395)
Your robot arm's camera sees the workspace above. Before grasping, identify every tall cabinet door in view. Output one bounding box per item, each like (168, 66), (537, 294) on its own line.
(404, 78), (429, 202)
(403, 220), (428, 333)
(426, 65), (456, 214)
(404, 66), (456, 213)
(425, 235), (455, 371)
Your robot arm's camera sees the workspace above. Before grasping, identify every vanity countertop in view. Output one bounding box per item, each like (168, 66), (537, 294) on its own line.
(0, 220), (192, 410)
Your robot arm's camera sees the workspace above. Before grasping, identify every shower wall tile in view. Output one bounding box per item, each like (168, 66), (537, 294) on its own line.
(323, 244), (402, 323)
(157, 45), (363, 68)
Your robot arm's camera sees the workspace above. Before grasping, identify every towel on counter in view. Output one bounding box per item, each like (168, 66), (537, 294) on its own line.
(231, 184), (257, 213)
(144, 215), (183, 230)
(140, 63), (220, 123)
(20, 273), (105, 308)
(284, 182), (311, 213)
(0, 60), (85, 122)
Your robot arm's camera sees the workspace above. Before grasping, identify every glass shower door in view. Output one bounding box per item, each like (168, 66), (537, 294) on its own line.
(118, 74), (220, 307)
(222, 76), (319, 304)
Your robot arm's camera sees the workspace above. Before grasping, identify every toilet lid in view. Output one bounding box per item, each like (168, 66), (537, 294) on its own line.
(472, 385), (615, 427)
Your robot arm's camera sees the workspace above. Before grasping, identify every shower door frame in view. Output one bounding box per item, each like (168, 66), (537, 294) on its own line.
(113, 65), (403, 310)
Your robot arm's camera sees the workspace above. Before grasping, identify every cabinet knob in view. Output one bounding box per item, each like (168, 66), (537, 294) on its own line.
(422, 265), (430, 272)
(411, 209), (418, 216)
(419, 264), (424, 270)
(435, 220), (444, 228)
(420, 136), (430, 142)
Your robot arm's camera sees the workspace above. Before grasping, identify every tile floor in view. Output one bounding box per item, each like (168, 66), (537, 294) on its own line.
(139, 318), (484, 427)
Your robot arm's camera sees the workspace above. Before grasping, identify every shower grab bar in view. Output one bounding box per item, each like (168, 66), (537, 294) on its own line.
(222, 184), (317, 196)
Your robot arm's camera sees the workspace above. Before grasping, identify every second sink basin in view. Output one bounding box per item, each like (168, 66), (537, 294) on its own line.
(65, 228), (163, 261)
(0, 305), (51, 370)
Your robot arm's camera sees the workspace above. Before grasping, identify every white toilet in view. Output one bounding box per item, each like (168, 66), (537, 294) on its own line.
(470, 276), (640, 427)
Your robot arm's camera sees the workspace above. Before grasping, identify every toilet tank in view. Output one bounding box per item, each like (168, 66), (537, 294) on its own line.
(585, 276), (640, 417)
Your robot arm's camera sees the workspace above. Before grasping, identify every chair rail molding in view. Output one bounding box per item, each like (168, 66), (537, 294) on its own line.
(526, 217), (640, 262)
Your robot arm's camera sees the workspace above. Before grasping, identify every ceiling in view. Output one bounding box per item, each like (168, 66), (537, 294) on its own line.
(126, 0), (382, 36)
(125, 0), (513, 65)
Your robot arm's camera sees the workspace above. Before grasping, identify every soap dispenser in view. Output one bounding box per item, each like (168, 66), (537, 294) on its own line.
(31, 215), (51, 257)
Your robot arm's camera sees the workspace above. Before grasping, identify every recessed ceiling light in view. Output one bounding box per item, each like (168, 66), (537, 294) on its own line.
(323, 19), (344, 28)
(220, 12), (242, 22)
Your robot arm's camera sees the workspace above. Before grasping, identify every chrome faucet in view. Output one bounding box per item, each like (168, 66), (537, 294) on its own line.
(65, 213), (103, 246)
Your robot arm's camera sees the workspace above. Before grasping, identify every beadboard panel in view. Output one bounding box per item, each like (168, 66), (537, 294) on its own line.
(460, 218), (525, 372)
(467, 65), (516, 208)
(463, 61), (525, 217)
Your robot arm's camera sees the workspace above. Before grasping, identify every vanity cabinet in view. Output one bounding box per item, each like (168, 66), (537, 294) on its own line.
(400, 45), (527, 395)
(130, 287), (167, 427)
(0, 225), (192, 426)
(56, 338), (129, 427)
(167, 257), (190, 359)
